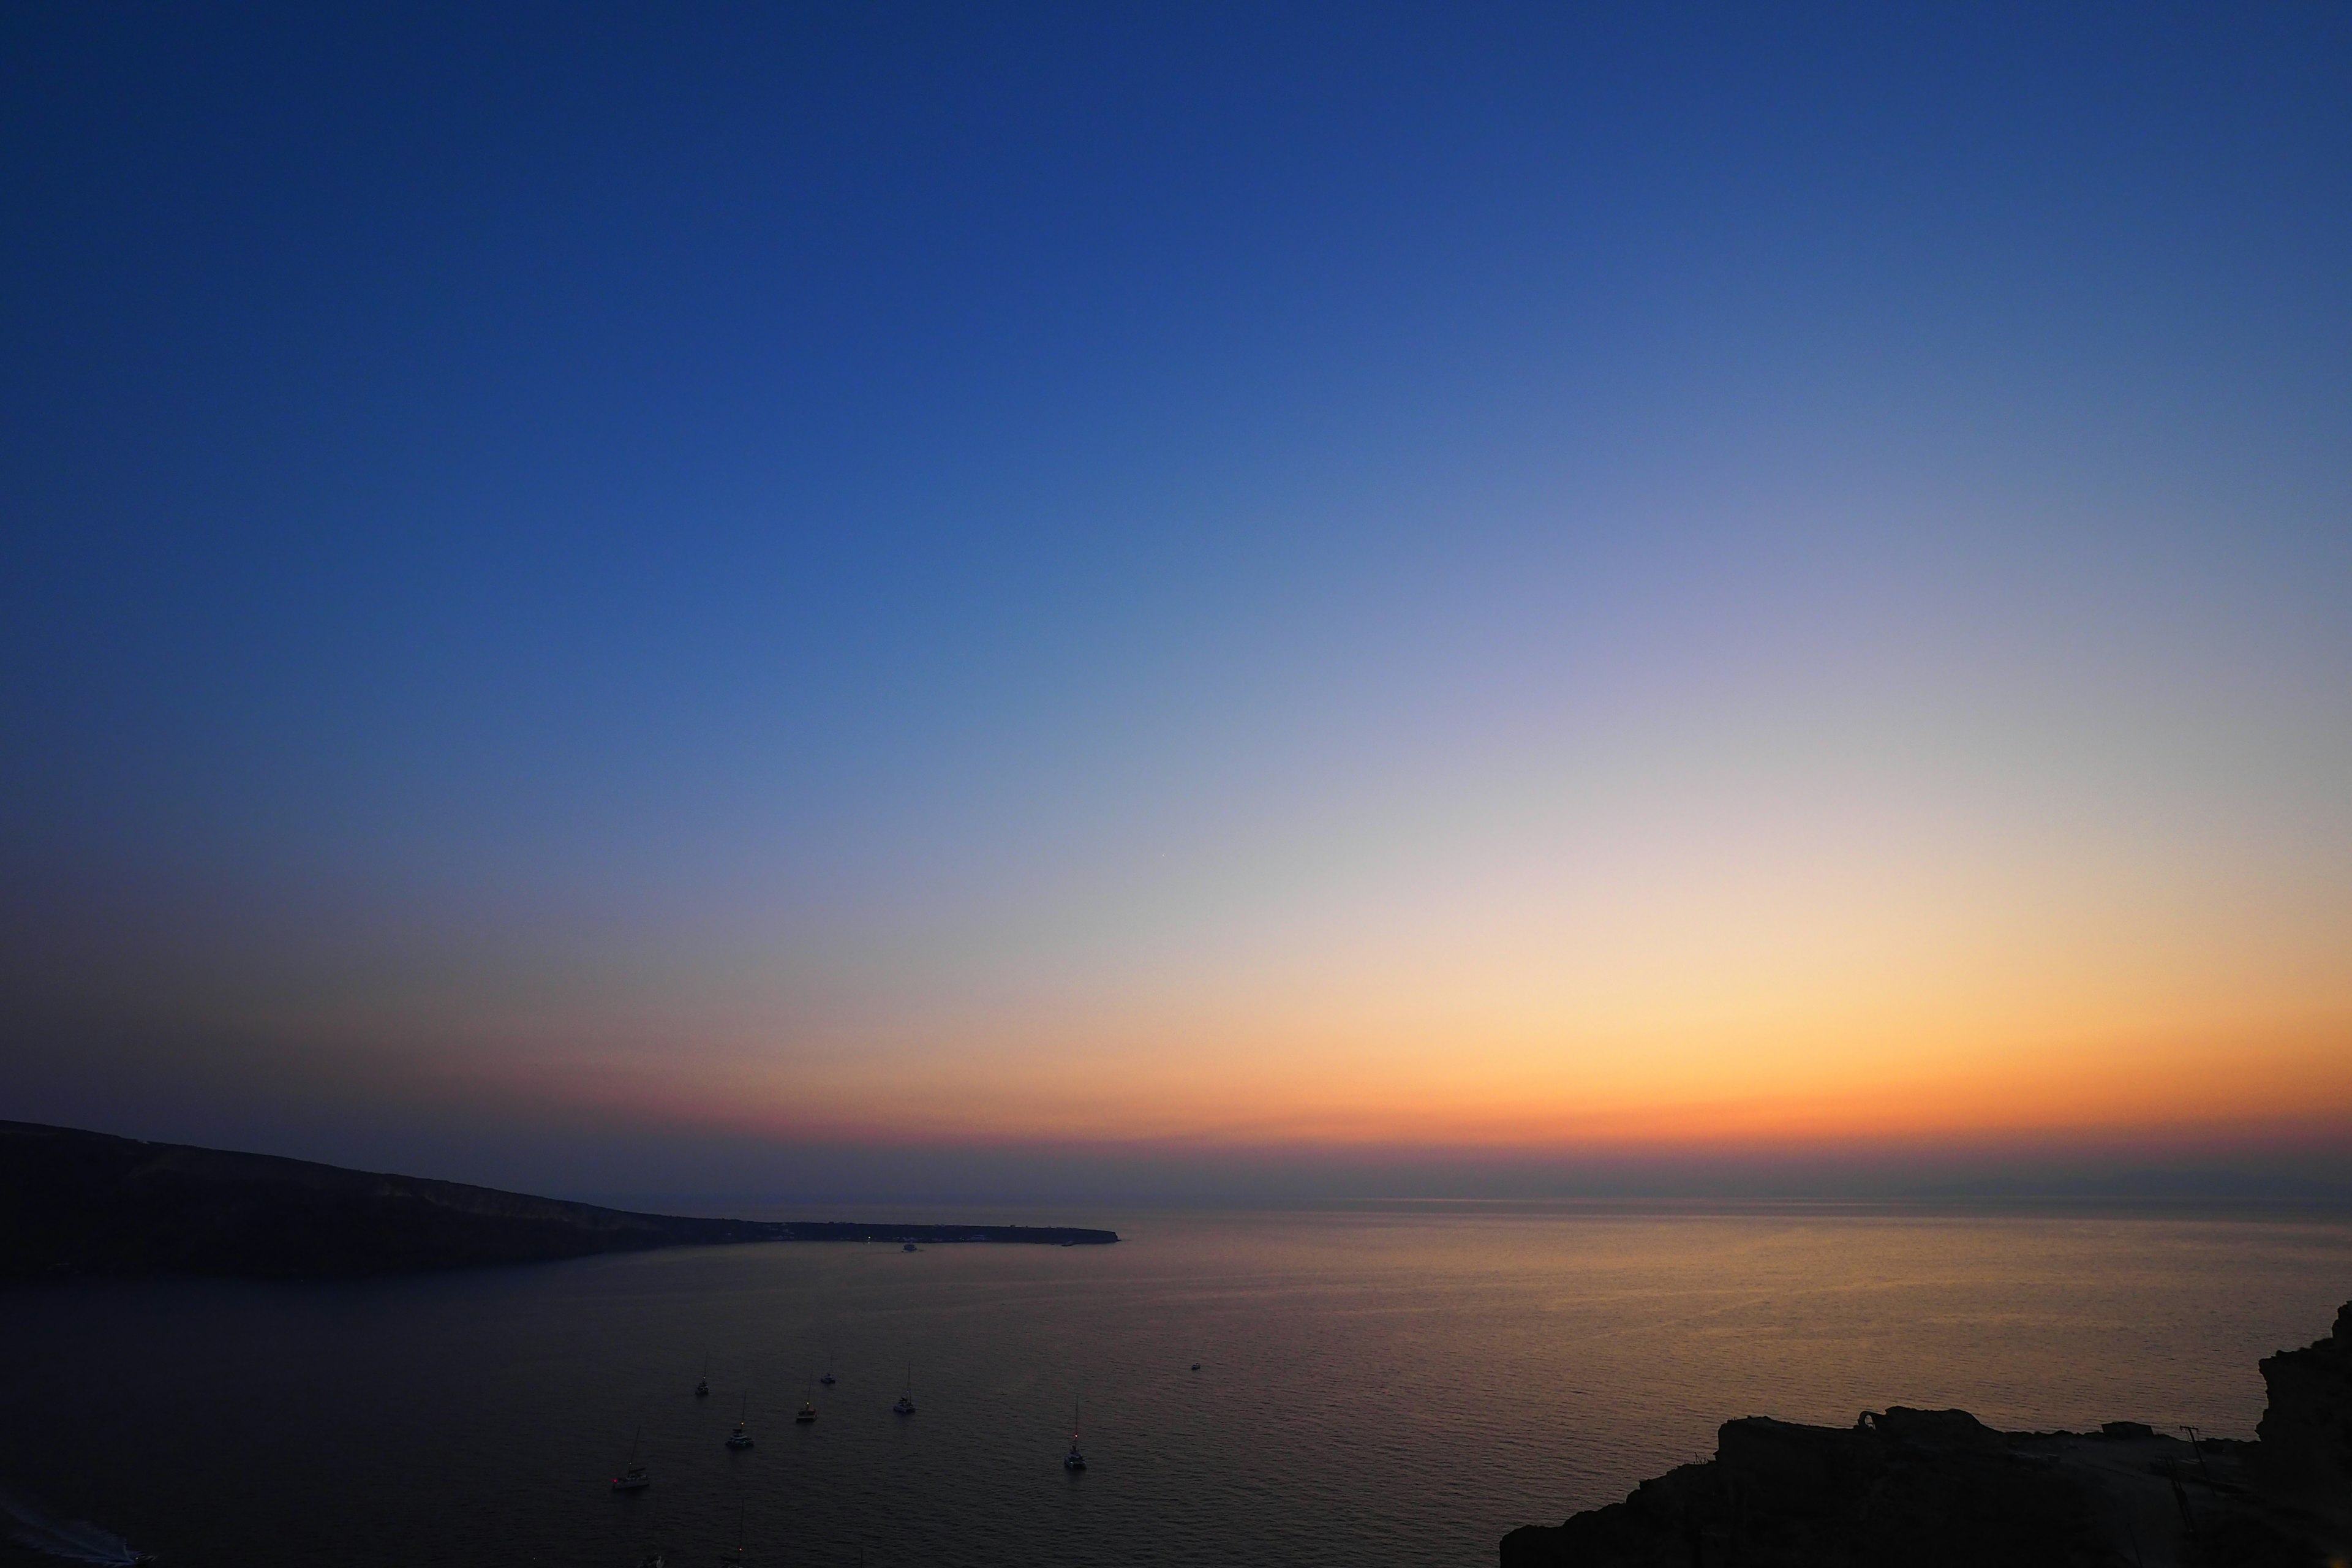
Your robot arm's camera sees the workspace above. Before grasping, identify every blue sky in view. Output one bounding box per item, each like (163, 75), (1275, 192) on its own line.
(4, 3), (2348, 1199)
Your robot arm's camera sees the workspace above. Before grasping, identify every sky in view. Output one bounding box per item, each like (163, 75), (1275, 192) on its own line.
(4, 2), (2350, 1203)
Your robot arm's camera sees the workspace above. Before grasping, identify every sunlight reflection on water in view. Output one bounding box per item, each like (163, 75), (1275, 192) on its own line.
(1, 1206), (2345, 1567)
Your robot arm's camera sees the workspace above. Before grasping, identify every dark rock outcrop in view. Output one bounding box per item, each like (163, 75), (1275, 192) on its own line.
(2256, 1300), (2352, 1501)
(1502, 1408), (2112, 1567)
(0, 1120), (1117, 1280)
(1504, 1303), (2352, 1568)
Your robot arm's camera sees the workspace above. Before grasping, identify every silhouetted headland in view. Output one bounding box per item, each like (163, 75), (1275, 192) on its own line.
(0, 1121), (1117, 1280)
(1502, 1298), (2352, 1567)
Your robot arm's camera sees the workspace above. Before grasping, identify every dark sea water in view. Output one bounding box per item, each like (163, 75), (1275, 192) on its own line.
(2, 1205), (2348, 1567)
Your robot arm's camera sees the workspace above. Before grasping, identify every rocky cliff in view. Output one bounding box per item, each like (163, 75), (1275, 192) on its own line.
(2256, 1299), (2352, 1502)
(1502, 1302), (2352, 1568)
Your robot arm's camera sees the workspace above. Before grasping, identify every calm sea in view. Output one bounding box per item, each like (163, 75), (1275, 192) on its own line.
(2, 1205), (2347, 1567)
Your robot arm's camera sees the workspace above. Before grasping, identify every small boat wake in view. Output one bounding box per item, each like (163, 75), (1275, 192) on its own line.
(0, 1486), (152, 1565)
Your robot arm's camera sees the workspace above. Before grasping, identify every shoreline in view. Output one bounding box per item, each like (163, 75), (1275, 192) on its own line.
(0, 1121), (1117, 1282)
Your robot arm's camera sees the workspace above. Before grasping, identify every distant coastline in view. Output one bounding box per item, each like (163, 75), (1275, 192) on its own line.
(0, 1121), (1117, 1281)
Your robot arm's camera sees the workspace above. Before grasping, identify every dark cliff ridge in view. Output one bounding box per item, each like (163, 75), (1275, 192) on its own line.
(0, 1120), (1118, 1280)
(2257, 1300), (2352, 1501)
(1502, 1302), (2352, 1568)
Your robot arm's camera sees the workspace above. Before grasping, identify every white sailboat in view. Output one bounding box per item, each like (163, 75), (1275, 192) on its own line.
(726, 1392), (755, 1449)
(612, 1423), (651, 1490)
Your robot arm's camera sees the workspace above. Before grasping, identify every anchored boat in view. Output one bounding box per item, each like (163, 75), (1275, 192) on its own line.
(726, 1392), (755, 1449)
(612, 1423), (651, 1491)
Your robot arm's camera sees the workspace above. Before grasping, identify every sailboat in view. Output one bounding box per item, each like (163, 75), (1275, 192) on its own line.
(796, 1374), (818, 1423)
(820, 1349), (836, 1386)
(612, 1423), (652, 1490)
(1063, 1396), (1087, 1471)
(893, 1365), (916, 1415)
(722, 1502), (746, 1565)
(726, 1392), (755, 1449)
(695, 1352), (710, 1398)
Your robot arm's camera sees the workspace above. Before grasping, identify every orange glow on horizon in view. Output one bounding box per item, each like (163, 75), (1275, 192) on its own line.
(444, 1010), (2352, 1155)
(119, 712), (2352, 1167)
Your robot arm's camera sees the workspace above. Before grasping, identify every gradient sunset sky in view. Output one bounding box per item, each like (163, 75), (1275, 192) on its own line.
(5, 4), (2348, 1200)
